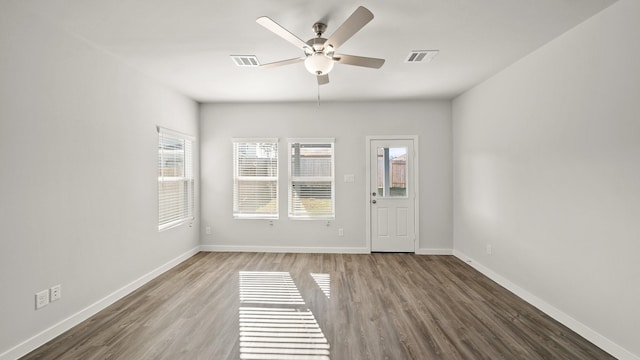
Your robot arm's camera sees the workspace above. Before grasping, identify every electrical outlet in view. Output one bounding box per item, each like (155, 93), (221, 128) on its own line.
(205, 226), (211, 235)
(50, 285), (62, 302)
(36, 290), (49, 309)
(338, 228), (344, 237)
(486, 244), (492, 255)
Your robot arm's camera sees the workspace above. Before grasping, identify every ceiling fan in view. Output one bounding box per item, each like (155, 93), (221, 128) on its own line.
(256, 6), (385, 86)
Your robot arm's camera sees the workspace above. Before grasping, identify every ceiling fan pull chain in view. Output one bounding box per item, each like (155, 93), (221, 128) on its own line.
(317, 82), (321, 107)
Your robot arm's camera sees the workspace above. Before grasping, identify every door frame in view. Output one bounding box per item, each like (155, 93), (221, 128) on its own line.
(365, 135), (420, 253)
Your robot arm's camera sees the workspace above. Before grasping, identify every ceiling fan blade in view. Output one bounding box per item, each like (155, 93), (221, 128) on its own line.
(260, 57), (305, 69)
(256, 17), (310, 50)
(323, 6), (374, 51)
(333, 54), (385, 69)
(317, 74), (329, 85)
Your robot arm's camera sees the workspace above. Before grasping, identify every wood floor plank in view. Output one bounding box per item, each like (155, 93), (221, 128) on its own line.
(21, 252), (615, 360)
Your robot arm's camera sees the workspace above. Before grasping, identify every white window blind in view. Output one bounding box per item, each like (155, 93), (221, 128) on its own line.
(233, 139), (279, 219)
(158, 127), (194, 231)
(288, 139), (335, 219)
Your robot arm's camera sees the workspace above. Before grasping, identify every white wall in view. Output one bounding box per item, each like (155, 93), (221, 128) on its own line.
(452, 0), (640, 358)
(200, 101), (451, 253)
(0, 2), (199, 357)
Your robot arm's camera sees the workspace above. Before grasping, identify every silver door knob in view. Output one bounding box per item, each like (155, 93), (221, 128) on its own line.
(372, 200), (377, 204)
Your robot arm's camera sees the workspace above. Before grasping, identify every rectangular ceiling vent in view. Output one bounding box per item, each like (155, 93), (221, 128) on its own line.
(231, 55), (260, 67)
(405, 50), (439, 63)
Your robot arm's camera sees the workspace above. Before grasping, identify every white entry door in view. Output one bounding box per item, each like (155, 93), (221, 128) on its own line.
(367, 137), (417, 252)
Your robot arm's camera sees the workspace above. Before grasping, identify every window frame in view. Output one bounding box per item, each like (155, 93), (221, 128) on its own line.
(157, 126), (195, 231)
(232, 138), (279, 220)
(288, 138), (335, 220)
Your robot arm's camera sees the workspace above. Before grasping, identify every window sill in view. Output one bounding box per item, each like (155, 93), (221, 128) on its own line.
(159, 218), (194, 232)
(289, 217), (335, 221)
(233, 216), (279, 220)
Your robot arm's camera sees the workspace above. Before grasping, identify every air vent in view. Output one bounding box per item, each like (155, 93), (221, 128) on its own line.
(231, 55), (260, 67)
(405, 50), (439, 63)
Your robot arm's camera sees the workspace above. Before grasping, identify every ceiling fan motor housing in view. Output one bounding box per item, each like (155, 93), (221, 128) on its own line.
(305, 37), (331, 54)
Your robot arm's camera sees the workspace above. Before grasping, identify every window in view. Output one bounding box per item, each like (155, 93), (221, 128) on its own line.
(233, 139), (279, 219)
(288, 139), (335, 219)
(157, 127), (194, 231)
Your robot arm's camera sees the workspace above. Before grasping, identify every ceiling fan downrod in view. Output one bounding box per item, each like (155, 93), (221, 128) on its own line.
(312, 23), (327, 38)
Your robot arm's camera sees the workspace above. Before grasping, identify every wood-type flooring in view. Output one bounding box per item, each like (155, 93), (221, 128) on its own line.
(21, 252), (614, 359)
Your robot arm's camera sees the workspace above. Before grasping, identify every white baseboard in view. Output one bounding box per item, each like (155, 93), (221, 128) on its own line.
(0, 247), (200, 360)
(453, 250), (639, 360)
(200, 244), (370, 254)
(415, 248), (453, 255)
(202, 245), (455, 255)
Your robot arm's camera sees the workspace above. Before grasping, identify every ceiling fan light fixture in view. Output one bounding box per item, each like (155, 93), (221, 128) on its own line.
(304, 53), (334, 75)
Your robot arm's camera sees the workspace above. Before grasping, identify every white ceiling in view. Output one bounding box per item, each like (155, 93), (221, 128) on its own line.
(22, 0), (616, 103)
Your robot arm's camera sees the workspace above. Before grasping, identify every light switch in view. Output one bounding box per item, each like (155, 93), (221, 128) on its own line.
(344, 174), (355, 183)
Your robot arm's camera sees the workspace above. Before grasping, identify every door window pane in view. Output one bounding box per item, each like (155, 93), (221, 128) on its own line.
(376, 147), (407, 197)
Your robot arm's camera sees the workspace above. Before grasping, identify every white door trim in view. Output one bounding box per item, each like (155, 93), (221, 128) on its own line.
(365, 135), (420, 252)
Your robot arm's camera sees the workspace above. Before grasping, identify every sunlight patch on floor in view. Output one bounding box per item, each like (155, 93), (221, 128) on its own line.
(239, 271), (330, 360)
(310, 273), (331, 299)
